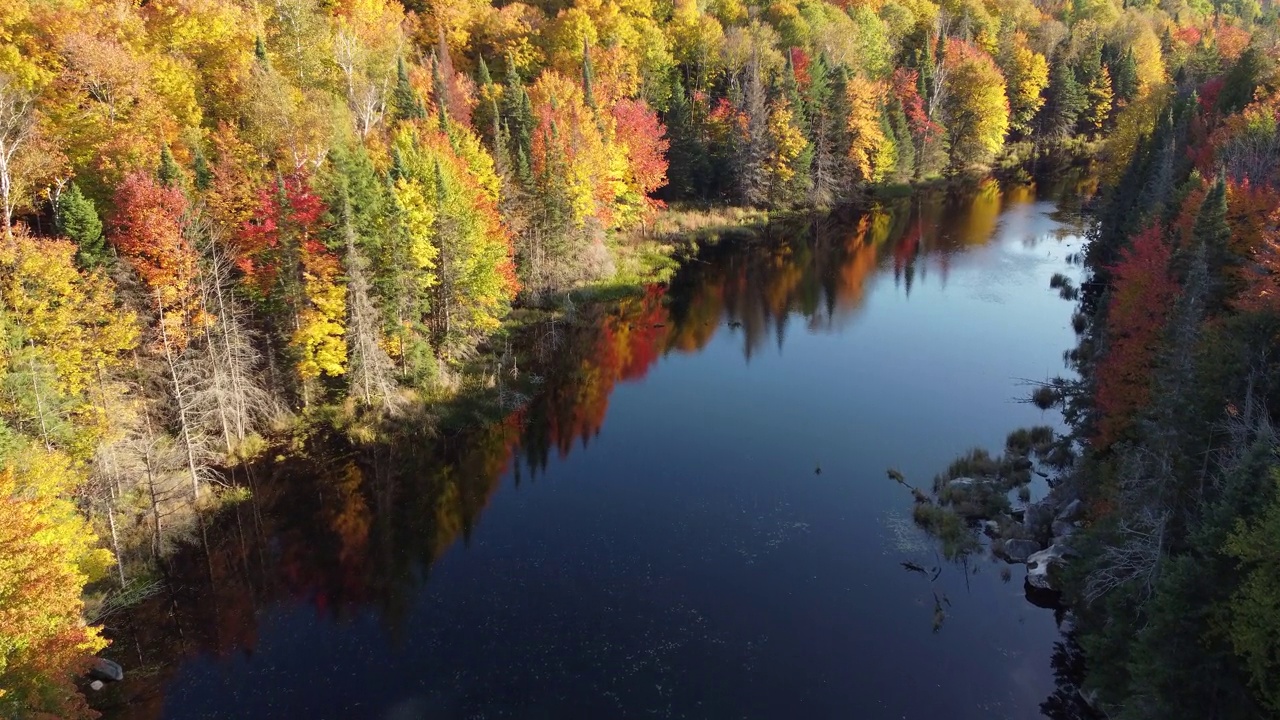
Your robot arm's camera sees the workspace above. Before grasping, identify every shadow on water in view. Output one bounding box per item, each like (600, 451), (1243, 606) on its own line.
(96, 172), (1100, 720)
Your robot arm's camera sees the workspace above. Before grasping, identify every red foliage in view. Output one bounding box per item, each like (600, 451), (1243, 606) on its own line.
(1094, 224), (1181, 448)
(890, 68), (941, 141)
(1199, 77), (1224, 113)
(237, 172), (327, 296)
(110, 173), (204, 346)
(789, 48), (812, 91)
(611, 98), (670, 213)
(110, 173), (192, 293)
(1174, 26), (1203, 48)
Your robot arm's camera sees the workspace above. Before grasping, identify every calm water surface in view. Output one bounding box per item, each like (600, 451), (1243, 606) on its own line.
(103, 178), (1094, 720)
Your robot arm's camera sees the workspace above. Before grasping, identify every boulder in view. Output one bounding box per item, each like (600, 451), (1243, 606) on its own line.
(1056, 498), (1084, 523)
(88, 657), (123, 683)
(1026, 544), (1070, 591)
(1051, 520), (1078, 541)
(1023, 501), (1055, 543)
(1000, 539), (1042, 563)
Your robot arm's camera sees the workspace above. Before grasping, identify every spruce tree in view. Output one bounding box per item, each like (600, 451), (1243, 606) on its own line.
(254, 35), (269, 68)
(1193, 177), (1235, 310)
(663, 80), (699, 199)
(582, 37), (595, 110)
(1045, 61), (1086, 137)
(1113, 49), (1139, 105)
(392, 57), (426, 121)
(192, 145), (213, 191)
(158, 144), (186, 188)
(56, 182), (106, 267)
(888, 96), (916, 183)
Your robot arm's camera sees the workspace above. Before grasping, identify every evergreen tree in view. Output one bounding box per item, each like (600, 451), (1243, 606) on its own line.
(1113, 49), (1140, 105)
(392, 57), (426, 122)
(192, 145), (212, 192)
(1218, 47), (1264, 115)
(254, 35), (269, 68)
(55, 182), (105, 268)
(805, 54), (841, 205)
(157, 144), (186, 189)
(887, 96), (916, 182)
(503, 54), (534, 171)
(1044, 60), (1087, 137)
(1193, 177), (1235, 310)
(582, 37), (596, 110)
(663, 80), (701, 200)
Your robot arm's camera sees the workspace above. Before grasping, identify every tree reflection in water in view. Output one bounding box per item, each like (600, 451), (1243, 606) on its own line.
(96, 173), (1099, 719)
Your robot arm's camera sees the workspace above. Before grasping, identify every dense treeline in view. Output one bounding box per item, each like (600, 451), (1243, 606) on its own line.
(0, 0), (1262, 715)
(1049, 27), (1280, 720)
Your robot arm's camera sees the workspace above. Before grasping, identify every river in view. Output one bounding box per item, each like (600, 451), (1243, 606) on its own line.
(99, 174), (1096, 720)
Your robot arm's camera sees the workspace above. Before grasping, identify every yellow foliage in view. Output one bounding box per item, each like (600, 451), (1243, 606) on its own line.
(846, 75), (888, 183)
(765, 97), (807, 186)
(293, 252), (348, 381)
(1100, 84), (1169, 185)
(0, 456), (108, 720)
(0, 232), (137, 399)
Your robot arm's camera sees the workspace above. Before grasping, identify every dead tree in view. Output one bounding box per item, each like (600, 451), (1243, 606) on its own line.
(343, 219), (401, 413)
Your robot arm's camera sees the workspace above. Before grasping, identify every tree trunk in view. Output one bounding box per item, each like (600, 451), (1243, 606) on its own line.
(156, 296), (202, 501)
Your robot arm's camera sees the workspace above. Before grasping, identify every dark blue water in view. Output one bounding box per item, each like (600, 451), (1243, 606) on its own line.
(105, 179), (1091, 720)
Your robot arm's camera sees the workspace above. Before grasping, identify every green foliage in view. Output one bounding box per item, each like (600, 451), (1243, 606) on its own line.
(157, 144), (186, 189)
(392, 57), (426, 122)
(54, 183), (105, 268)
(1225, 471), (1280, 713)
(192, 145), (213, 191)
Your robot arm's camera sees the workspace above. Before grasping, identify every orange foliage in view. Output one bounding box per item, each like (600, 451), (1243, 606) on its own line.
(109, 173), (204, 347)
(1214, 24), (1251, 63)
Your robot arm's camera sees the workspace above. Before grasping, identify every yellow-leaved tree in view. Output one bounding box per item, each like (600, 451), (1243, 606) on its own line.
(0, 448), (113, 720)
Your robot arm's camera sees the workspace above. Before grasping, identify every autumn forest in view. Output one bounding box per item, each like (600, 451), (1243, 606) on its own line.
(2, 0), (1280, 715)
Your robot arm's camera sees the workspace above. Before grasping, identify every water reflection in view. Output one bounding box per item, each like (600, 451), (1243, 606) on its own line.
(98, 175), (1095, 719)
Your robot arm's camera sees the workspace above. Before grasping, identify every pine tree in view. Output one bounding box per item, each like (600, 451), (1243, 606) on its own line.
(1113, 50), (1139, 105)
(1193, 177), (1235, 311)
(392, 57), (426, 122)
(664, 80), (699, 199)
(1045, 61), (1086, 137)
(192, 145), (212, 191)
(582, 37), (596, 110)
(804, 54), (840, 206)
(503, 54), (534, 172)
(254, 35), (269, 68)
(54, 183), (105, 268)
(157, 144), (186, 189)
(887, 96), (916, 182)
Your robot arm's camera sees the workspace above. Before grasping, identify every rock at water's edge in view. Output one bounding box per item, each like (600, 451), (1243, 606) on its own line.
(1026, 544), (1070, 591)
(1001, 539), (1043, 563)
